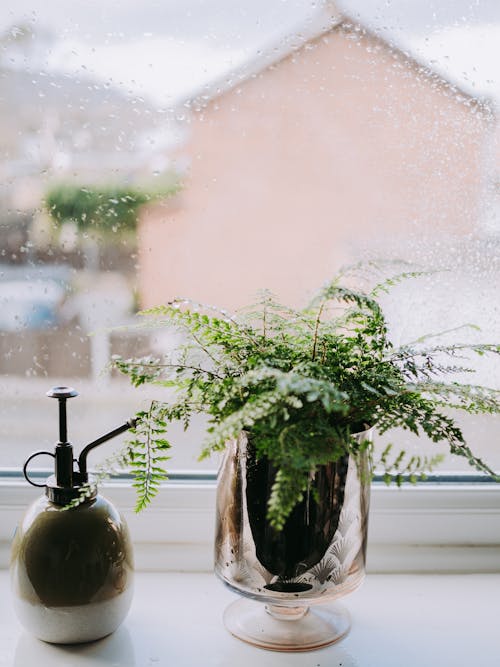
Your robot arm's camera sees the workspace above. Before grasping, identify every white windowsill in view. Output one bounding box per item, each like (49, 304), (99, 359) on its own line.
(1, 571), (500, 666)
(1, 479), (500, 572)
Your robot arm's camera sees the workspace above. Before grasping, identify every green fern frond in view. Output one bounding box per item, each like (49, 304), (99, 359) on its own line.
(110, 262), (500, 528)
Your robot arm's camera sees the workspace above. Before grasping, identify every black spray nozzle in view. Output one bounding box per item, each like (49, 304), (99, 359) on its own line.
(78, 417), (137, 482)
(23, 387), (137, 504)
(47, 386), (78, 487)
(46, 386), (79, 444)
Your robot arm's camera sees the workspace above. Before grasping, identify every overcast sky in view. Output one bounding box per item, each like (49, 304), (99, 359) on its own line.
(1, 1), (499, 107)
(0, 1), (319, 106)
(0, 0), (316, 46)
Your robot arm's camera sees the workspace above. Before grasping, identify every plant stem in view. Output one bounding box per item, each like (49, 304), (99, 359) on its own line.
(311, 303), (325, 361)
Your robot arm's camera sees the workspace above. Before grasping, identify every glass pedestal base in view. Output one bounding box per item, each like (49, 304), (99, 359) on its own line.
(223, 598), (351, 652)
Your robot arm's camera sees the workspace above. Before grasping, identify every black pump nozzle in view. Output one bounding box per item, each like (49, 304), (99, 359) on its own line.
(46, 386), (78, 488)
(46, 386), (79, 443)
(23, 386), (137, 505)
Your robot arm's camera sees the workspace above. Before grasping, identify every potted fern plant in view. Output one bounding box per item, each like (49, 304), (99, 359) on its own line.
(112, 265), (500, 650)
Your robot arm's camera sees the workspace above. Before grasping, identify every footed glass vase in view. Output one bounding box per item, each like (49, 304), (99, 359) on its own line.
(214, 429), (372, 652)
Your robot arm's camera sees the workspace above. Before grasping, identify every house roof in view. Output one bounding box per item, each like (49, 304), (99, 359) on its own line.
(178, 0), (494, 116)
(177, 2), (343, 111)
(335, 0), (500, 109)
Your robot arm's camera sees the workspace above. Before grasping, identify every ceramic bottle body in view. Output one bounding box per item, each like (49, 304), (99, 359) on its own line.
(11, 494), (134, 644)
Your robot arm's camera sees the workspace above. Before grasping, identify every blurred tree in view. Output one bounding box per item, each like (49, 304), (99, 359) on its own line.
(45, 181), (178, 234)
(44, 179), (180, 270)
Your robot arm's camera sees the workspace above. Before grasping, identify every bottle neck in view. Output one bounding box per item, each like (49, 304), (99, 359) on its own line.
(45, 473), (97, 506)
(55, 442), (74, 488)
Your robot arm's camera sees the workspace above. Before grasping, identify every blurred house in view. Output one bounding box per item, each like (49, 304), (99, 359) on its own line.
(137, 5), (496, 312)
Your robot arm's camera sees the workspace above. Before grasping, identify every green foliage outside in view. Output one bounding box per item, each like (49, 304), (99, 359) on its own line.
(44, 179), (180, 235)
(110, 264), (500, 530)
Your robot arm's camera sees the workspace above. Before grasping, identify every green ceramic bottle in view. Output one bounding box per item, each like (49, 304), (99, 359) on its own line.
(10, 387), (135, 644)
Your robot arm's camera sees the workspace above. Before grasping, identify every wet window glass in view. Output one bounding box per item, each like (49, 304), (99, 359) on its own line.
(0, 1), (499, 476)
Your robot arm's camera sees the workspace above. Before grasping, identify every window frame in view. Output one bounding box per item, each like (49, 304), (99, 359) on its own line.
(1, 4), (499, 576)
(2, 473), (499, 572)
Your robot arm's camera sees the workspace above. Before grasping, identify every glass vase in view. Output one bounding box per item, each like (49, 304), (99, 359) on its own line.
(214, 429), (372, 651)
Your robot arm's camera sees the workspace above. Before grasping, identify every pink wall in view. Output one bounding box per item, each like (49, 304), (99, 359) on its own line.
(138, 25), (491, 312)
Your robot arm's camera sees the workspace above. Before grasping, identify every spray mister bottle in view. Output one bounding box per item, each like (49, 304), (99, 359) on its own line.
(10, 386), (136, 644)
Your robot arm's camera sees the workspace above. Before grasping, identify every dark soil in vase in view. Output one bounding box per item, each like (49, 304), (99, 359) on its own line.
(245, 442), (350, 582)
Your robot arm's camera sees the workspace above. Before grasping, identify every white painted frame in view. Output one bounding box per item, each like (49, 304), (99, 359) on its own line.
(1, 478), (499, 573)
